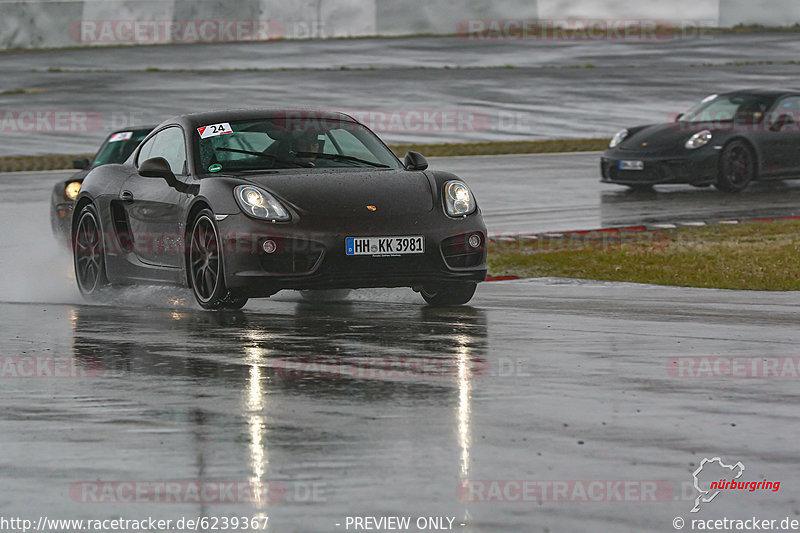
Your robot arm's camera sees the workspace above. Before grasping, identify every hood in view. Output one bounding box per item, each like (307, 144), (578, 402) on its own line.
(241, 168), (435, 218)
(619, 123), (706, 153)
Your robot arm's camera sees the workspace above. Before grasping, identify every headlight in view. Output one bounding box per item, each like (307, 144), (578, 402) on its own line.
(609, 129), (628, 148)
(65, 181), (81, 200)
(444, 180), (476, 217)
(234, 185), (290, 221)
(685, 130), (712, 150)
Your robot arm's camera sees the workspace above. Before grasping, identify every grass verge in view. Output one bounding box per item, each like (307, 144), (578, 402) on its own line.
(390, 138), (608, 158)
(488, 220), (800, 290)
(0, 154), (93, 173)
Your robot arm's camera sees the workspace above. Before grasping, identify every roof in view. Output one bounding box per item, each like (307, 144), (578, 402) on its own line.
(111, 125), (156, 133)
(720, 88), (800, 98)
(163, 109), (359, 130)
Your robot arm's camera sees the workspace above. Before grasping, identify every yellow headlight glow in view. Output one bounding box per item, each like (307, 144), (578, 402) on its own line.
(65, 181), (82, 200)
(444, 180), (476, 217)
(245, 189), (265, 207)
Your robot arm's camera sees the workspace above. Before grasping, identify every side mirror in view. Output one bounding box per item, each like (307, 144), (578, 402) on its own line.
(403, 151), (428, 171)
(139, 157), (176, 182)
(73, 158), (90, 170)
(674, 113), (684, 122)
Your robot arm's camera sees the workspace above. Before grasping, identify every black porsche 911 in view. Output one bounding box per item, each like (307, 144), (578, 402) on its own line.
(51, 126), (154, 241)
(601, 89), (800, 192)
(72, 110), (487, 309)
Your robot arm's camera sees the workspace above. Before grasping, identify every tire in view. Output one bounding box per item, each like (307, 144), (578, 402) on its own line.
(716, 141), (755, 192)
(421, 282), (477, 306)
(300, 289), (351, 302)
(220, 293), (249, 310)
(188, 210), (248, 310)
(73, 203), (109, 299)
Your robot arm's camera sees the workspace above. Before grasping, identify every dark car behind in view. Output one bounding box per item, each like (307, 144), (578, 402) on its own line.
(51, 126), (153, 242)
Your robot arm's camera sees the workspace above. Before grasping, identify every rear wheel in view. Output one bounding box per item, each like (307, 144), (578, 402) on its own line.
(421, 282), (477, 306)
(189, 210), (248, 310)
(716, 141), (755, 192)
(73, 204), (109, 299)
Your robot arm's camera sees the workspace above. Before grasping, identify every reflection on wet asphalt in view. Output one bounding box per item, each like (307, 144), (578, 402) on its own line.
(2, 282), (800, 532)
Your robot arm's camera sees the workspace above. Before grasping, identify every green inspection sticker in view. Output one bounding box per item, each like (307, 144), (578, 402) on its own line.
(208, 164), (222, 173)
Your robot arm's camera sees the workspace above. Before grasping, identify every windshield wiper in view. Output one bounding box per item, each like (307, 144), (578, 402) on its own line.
(293, 152), (391, 168)
(214, 147), (311, 168)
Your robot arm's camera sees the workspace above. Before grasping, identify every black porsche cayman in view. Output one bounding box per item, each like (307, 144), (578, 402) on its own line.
(601, 89), (800, 191)
(71, 110), (487, 309)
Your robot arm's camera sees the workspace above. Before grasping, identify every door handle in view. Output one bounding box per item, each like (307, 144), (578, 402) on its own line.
(120, 190), (134, 202)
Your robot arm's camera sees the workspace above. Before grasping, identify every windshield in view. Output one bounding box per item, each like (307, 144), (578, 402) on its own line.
(196, 117), (403, 173)
(679, 94), (775, 123)
(92, 129), (151, 167)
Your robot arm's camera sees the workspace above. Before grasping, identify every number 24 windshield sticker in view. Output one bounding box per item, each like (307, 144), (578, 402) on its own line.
(108, 131), (133, 142)
(198, 123), (233, 139)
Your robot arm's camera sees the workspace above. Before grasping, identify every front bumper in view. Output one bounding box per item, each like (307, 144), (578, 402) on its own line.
(600, 148), (717, 186)
(215, 212), (488, 296)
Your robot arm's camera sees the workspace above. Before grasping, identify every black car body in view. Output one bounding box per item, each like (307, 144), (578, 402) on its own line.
(601, 90), (800, 192)
(50, 126), (154, 241)
(72, 110), (487, 308)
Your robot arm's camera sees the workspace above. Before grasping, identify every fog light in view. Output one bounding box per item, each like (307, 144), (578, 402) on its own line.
(262, 240), (277, 254)
(468, 233), (482, 249)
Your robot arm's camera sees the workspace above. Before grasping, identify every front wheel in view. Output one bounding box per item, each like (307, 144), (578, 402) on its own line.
(716, 141), (755, 192)
(189, 210), (248, 310)
(73, 203), (109, 299)
(420, 282), (477, 306)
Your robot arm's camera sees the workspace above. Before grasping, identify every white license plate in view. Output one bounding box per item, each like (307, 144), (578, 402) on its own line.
(346, 236), (425, 256)
(619, 160), (644, 171)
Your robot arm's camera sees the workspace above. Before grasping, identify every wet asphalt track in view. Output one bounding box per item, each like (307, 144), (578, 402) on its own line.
(3, 33), (800, 533)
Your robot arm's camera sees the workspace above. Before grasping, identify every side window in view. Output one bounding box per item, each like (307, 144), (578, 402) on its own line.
(776, 97), (800, 112)
(137, 127), (187, 175)
(770, 97), (800, 128)
(137, 135), (155, 164)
